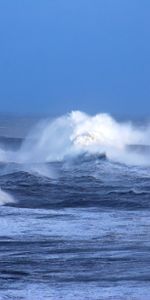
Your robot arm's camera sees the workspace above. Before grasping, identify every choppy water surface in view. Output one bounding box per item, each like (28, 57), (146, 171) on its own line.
(0, 112), (150, 299)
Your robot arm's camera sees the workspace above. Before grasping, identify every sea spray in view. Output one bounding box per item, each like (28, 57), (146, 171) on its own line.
(0, 188), (14, 205)
(18, 111), (150, 166)
(0, 111), (150, 166)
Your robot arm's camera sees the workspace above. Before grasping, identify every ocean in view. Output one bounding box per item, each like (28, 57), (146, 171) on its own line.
(0, 111), (150, 300)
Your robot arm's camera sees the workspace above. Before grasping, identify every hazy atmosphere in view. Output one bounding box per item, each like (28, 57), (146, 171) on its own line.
(0, 0), (150, 116)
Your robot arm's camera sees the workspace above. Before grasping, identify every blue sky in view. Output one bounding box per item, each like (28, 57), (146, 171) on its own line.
(0, 0), (150, 116)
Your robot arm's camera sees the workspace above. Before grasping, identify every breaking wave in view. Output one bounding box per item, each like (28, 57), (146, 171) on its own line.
(0, 111), (150, 166)
(19, 111), (150, 166)
(0, 188), (14, 205)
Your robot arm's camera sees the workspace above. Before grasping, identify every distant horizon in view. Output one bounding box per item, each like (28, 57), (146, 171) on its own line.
(0, 109), (149, 124)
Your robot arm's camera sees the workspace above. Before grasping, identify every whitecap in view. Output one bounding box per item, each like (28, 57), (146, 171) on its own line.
(0, 188), (15, 205)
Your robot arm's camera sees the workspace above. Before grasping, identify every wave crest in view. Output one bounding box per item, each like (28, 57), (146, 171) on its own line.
(0, 188), (14, 205)
(0, 111), (150, 166)
(18, 111), (150, 166)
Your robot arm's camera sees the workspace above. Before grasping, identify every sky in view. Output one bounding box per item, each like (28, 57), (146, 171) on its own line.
(0, 0), (150, 117)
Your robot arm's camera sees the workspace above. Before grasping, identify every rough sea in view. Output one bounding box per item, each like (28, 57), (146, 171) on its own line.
(0, 111), (150, 300)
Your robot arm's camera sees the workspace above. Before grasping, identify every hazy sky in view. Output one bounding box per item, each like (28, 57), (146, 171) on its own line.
(0, 0), (150, 116)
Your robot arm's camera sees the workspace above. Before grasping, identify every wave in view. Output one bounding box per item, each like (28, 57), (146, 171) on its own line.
(18, 111), (150, 166)
(0, 188), (15, 205)
(0, 111), (150, 167)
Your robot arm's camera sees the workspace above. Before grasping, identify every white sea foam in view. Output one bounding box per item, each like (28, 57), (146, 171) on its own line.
(18, 111), (150, 166)
(0, 188), (14, 205)
(0, 111), (150, 166)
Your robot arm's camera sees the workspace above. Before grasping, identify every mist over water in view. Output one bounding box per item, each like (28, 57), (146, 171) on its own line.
(20, 111), (150, 168)
(0, 188), (14, 205)
(1, 111), (149, 166)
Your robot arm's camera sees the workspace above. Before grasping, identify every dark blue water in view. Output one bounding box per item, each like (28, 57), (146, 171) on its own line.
(0, 117), (150, 299)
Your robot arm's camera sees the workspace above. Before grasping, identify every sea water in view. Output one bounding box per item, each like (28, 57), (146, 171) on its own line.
(0, 112), (150, 299)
